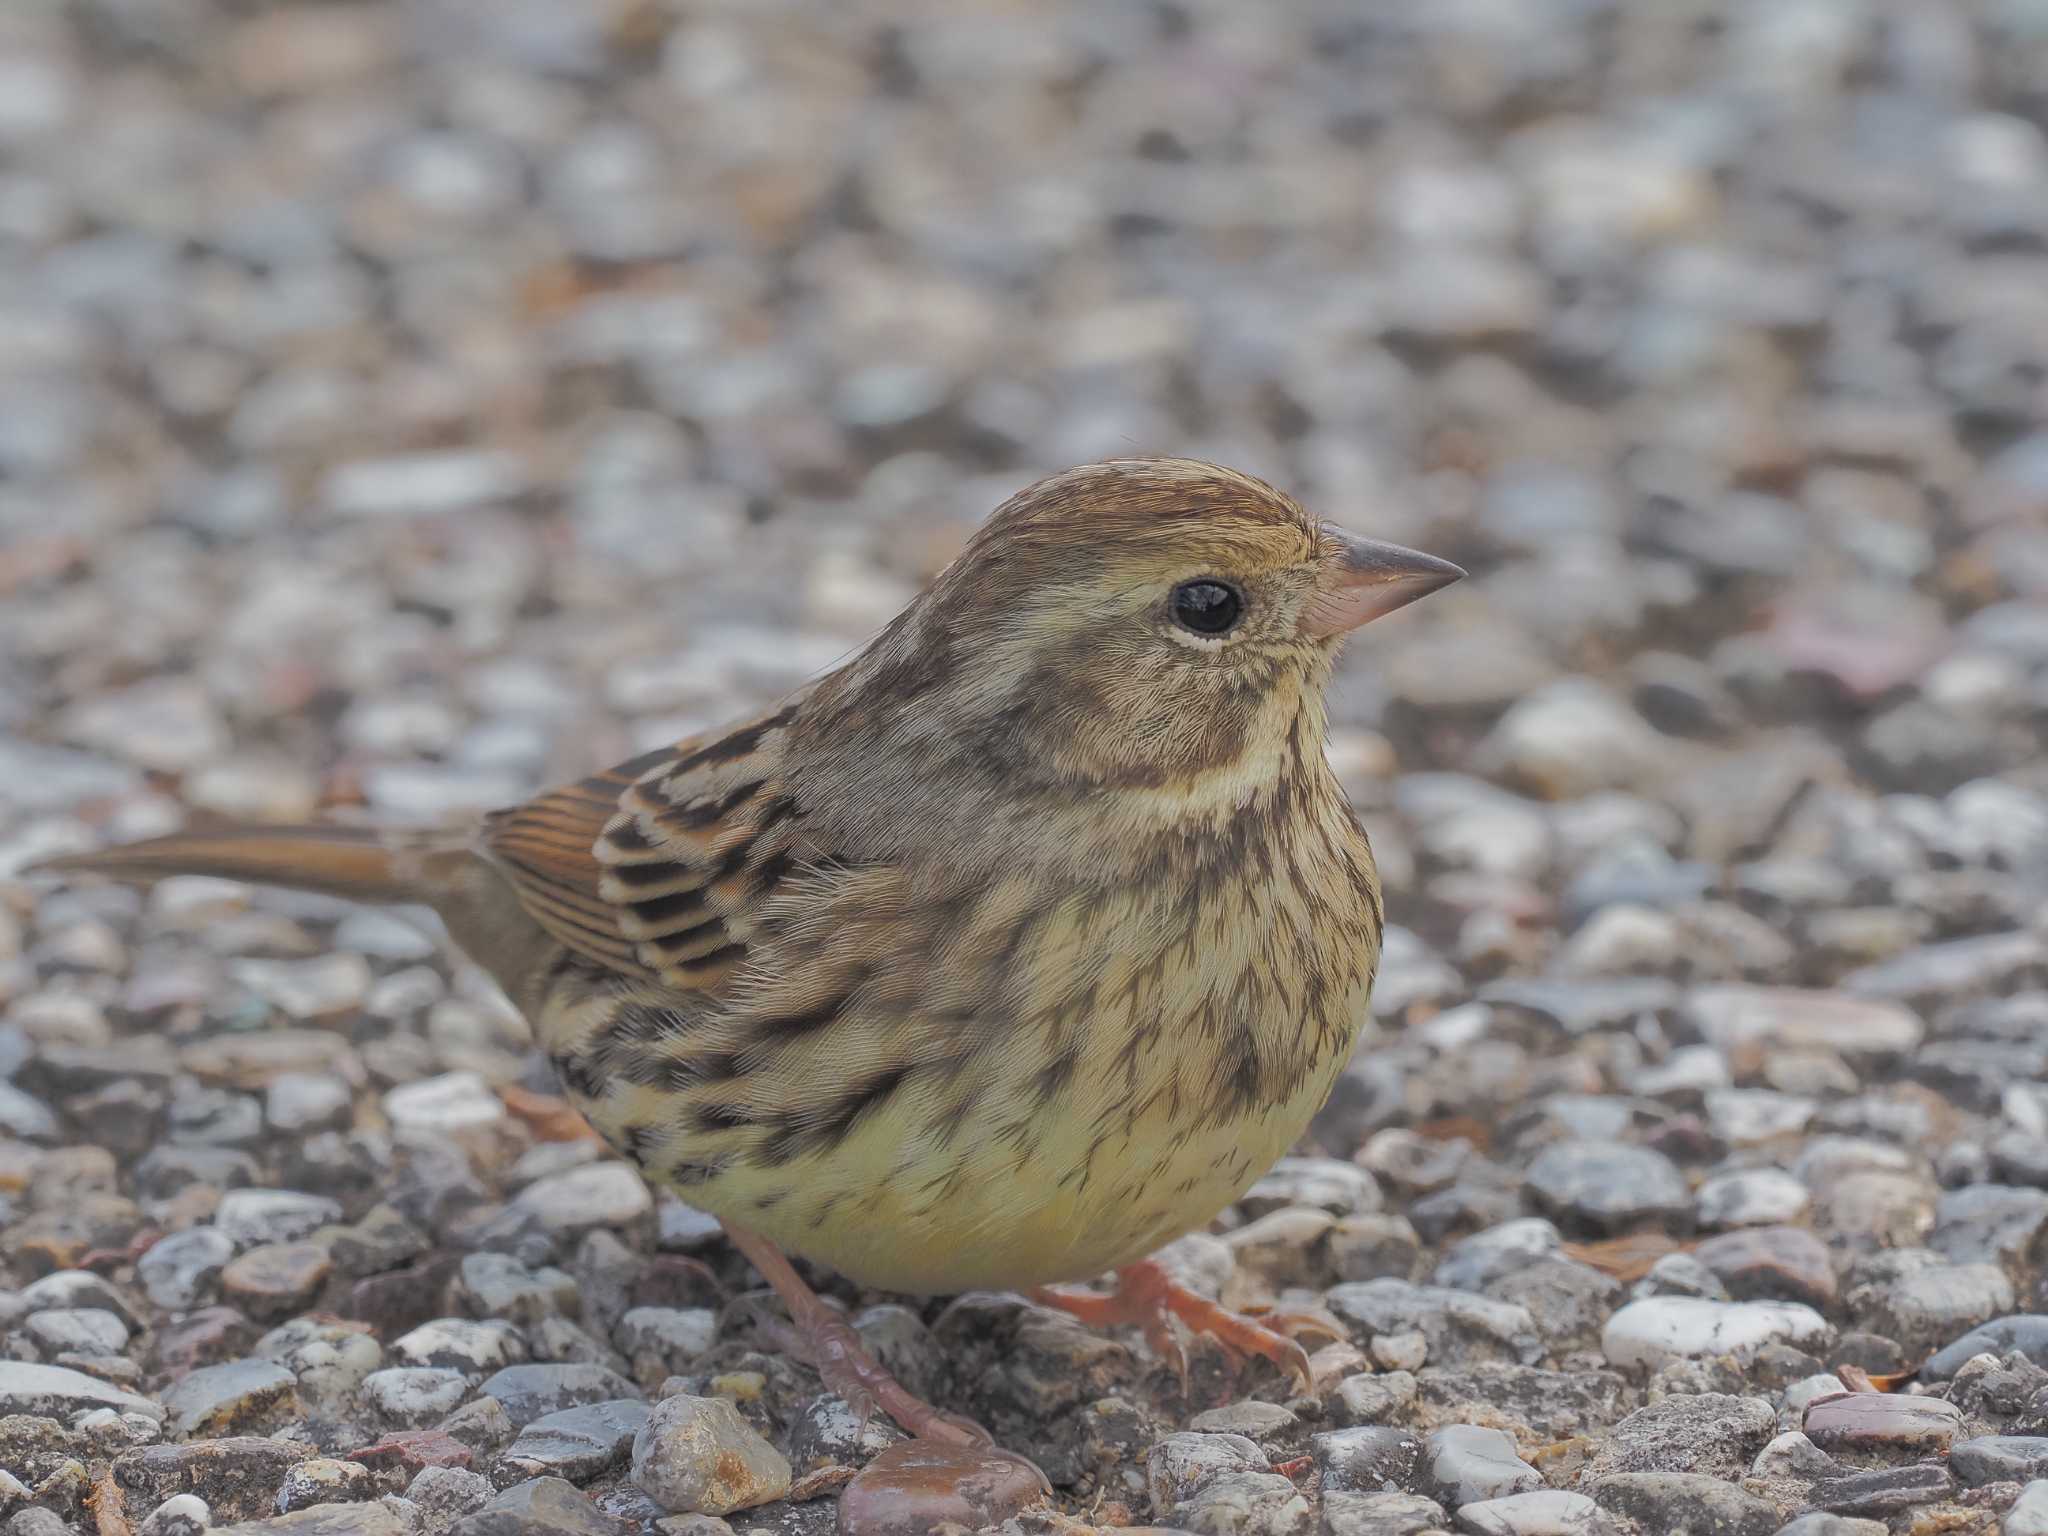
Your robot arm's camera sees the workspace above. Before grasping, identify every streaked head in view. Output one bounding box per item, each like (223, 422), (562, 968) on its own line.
(821, 458), (1462, 815)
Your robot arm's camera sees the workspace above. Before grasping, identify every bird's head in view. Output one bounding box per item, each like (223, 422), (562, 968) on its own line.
(817, 458), (1463, 832)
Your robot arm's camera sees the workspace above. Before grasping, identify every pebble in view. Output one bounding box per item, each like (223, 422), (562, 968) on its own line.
(162, 1359), (299, 1438)
(1454, 1490), (1609, 1535)
(1325, 1281), (1542, 1367)
(1601, 1299), (1831, 1370)
(0, 1360), (161, 1419)
(1949, 1434), (2048, 1486)
(510, 1165), (652, 1234)
(477, 1365), (639, 1429)
(362, 1369), (470, 1428)
(2008, 1479), (2048, 1536)
(1802, 1392), (1963, 1454)
(627, 1396), (789, 1516)
(497, 1401), (649, 1484)
(1522, 1142), (1689, 1234)
(1586, 1473), (1780, 1536)
(1584, 1393), (1776, 1479)
(1808, 1460), (1954, 1517)
(446, 1477), (620, 1536)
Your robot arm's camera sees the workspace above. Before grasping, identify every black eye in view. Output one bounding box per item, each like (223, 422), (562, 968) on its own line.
(1171, 580), (1243, 636)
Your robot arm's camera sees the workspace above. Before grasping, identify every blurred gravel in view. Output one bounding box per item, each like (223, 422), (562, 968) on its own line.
(5, 1), (2048, 1535)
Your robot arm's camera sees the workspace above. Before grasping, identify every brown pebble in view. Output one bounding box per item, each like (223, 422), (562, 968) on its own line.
(837, 1443), (1049, 1536)
(222, 1241), (333, 1318)
(1692, 1225), (1838, 1309)
(346, 1430), (474, 1474)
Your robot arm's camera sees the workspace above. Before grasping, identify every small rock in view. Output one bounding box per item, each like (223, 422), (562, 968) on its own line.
(836, 1441), (1050, 1536)
(1584, 1393), (1776, 1479)
(477, 1365), (638, 1430)
(273, 1459), (371, 1513)
(162, 1360), (299, 1439)
(1949, 1434), (2048, 1486)
(140, 1228), (236, 1311)
(512, 1166), (651, 1235)
(628, 1395), (790, 1515)
(24, 1307), (130, 1356)
(390, 1321), (528, 1377)
(2007, 1478), (2048, 1536)
(1454, 1489), (1610, 1534)
(1802, 1392), (1962, 1454)
(221, 1244), (333, 1321)
(1601, 1298), (1830, 1370)
(214, 1191), (344, 1251)
(1922, 1315), (2048, 1379)
(1312, 1426), (1422, 1495)
(113, 1440), (313, 1524)
(136, 1494), (212, 1536)
(1808, 1460), (1953, 1517)
(497, 1401), (649, 1485)
(1426, 1425), (1541, 1507)
(447, 1477), (620, 1536)
(363, 1369), (470, 1428)
(1319, 1490), (1445, 1536)
(0, 1360), (161, 1419)
(403, 1466), (493, 1535)
(1325, 1281), (1541, 1366)
(1523, 1142), (1689, 1234)
(1586, 1472), (1778, 1536)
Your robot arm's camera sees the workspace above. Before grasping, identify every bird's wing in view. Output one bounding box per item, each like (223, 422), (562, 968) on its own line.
(478, 702), (807, 994)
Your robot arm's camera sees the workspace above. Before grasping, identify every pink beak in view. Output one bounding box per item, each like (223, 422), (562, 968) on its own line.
(1299, 523), (1465, 638)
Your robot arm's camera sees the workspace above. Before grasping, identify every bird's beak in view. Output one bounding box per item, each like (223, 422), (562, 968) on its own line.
(1299, 524), (1465, 639)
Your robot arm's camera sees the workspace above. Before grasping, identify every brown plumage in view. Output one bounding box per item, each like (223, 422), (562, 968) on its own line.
(33, 457), (1461, 1439)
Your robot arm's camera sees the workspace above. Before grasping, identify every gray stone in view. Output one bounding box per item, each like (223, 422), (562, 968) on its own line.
(1150, 1433), (1269, 1509)
(1584, 1393), (1776, 1479)
(24, 1306), (130, 1356)
(272, 1459), (372, 1513)
(1169, 1470), (1312, 1536)
(1454, 1490), (1611, 1534)
(1312, 1427), (1422, 1495)
(1425, 1425), (1540, 1507)
(140, 1228), (236, 1311)
(390, 1321), (528, 1377)
(0, 1360), (161, 1419)
(1523, 1142), (1689, 1234)
(1324, 1281), (1541, 1367)
(477, 1365), (638, 1430)
(1602, 1298), (1830, 1370)
(628, 1396), (789, 1515)
(448, 1478), (621, 1536)
(362, 1368), (470, 1428)
(1319, 1490), (1445, 1536)
(136, 1494), (213, 1536)
(497, 1400), (649, 1484)
(404, 1466), (494, 1535)
(162, 1360), (298, 1439)
(214, 1190), (345, 1251)
(1801, 1392), (1962, 1454)
(1586, 1472), (1779, 1536)
(1922, 1315), (2048, 1379)
(1808, 1460), (1953, 1517)
(1948, 1433), (2048, 1486)
(2008, 1479), (2048, 1536)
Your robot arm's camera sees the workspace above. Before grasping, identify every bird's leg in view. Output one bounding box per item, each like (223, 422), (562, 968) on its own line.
(1031, 1259), (1318, 1393)
(718, 1221), (990, 1448)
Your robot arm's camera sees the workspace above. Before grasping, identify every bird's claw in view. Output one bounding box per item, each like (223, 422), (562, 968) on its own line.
(1031, 1259), (1320, 1397)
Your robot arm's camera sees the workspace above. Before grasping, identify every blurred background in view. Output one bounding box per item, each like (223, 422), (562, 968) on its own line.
(5, 0), (2048, 995)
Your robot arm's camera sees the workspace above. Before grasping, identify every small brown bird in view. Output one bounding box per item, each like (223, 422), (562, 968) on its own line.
(34, 459), (1460, 1443)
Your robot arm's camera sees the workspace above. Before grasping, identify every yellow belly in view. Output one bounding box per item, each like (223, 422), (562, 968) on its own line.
(696, 998), (1363, 1294)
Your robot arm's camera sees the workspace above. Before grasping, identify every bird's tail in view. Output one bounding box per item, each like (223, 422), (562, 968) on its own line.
(27, 822), (473, 906)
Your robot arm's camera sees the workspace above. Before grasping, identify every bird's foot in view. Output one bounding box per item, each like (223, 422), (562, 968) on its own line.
(719, 1220), (992, 1449)
(1031, 1259), (1319, 1394)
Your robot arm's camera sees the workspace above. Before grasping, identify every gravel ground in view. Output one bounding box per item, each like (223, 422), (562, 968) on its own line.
(5, 2), (2048, 1535)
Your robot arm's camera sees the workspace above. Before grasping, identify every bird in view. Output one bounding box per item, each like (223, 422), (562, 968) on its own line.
(31, 457), (1462, 1447)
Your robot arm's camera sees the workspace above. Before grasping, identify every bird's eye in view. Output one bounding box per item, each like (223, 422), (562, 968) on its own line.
(1170, 580), (1243, 636)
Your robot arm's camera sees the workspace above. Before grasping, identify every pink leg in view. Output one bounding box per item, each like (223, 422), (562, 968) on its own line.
(720, 1221), (990, 1447)
(1032, 1259), (1321, 1392)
